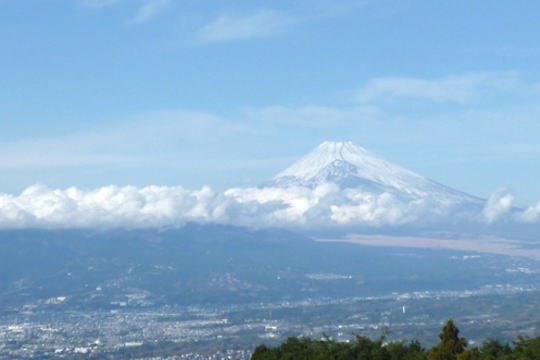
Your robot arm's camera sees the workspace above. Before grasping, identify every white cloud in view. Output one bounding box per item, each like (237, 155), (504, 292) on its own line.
(191, 1), (377, 43)
(482, 188), (515, 223)
(196, 10), (292, 42)
(0, 182), (473, 229)
(225, 184), (333, 225)
(356, 72), (520, 103)
(0, 184), (225, 229)
(128, 0), (170, 24)
(518, 202), (540, 223)
(329, 191), (426, 226)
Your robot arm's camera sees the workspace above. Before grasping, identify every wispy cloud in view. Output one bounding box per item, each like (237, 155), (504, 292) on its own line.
(0, 109), (246, 170)
(128, 0), (171, 25)
(192, 1), (371, 44)
(195, 10), (293, 43)
(356, 72), (521, 103)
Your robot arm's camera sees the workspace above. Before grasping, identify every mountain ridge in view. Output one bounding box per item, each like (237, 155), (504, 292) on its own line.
(269, 141), (483, 205)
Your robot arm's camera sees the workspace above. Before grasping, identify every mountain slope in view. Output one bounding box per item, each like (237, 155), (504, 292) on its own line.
(270, 141), (483, 204)
(0, 227), (533, 309)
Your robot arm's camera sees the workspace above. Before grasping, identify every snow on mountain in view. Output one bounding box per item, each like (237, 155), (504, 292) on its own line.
(270, 141), (483, 205)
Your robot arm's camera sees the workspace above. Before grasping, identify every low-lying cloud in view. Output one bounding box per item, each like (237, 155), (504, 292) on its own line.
(482, 188), (515, 223)
(518, 202), (540, 223)
(0, 183), (536, 229)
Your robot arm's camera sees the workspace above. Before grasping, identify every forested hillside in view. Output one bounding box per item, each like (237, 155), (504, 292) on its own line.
(252, 320), (540, 360)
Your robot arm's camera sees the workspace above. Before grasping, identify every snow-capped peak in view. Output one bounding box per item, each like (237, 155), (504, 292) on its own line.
(270, 141), (482, 203)
(275, 141), (423, 184)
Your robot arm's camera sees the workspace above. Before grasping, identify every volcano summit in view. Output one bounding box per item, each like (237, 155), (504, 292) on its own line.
(270, 141), (483, 205)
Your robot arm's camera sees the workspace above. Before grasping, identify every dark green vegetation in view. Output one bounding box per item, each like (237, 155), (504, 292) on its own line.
(252, 320), (540, 360)
(1, 225), (540, 310)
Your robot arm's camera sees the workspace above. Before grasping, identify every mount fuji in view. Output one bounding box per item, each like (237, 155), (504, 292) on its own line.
(269, 141), (484, 206)
(0, 141), (498, 230)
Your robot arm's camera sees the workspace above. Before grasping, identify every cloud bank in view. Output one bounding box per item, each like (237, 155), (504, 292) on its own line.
(0, 183), (535, 230)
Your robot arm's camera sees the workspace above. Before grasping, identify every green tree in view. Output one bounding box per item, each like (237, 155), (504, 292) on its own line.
(252, 344), (277, 360)
(456, 348), (480, 360)
(428, 320), (468, 360)
(386, 340), (426, 360)
(513, 335), (540, 360)
(479, 339), (512, 360)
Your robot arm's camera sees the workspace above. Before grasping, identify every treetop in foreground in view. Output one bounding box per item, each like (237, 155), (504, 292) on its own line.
(252, 319), (540, 360)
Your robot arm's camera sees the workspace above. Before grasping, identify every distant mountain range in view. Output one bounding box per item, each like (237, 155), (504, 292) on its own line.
(0, 226), (535, 309)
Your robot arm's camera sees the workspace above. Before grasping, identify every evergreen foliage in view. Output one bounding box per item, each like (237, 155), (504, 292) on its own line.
(251, 319), (540, 360)
(428, 319), (467, 360)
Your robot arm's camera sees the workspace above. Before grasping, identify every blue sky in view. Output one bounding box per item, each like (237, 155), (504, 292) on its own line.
(2, 0), (540, 206)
